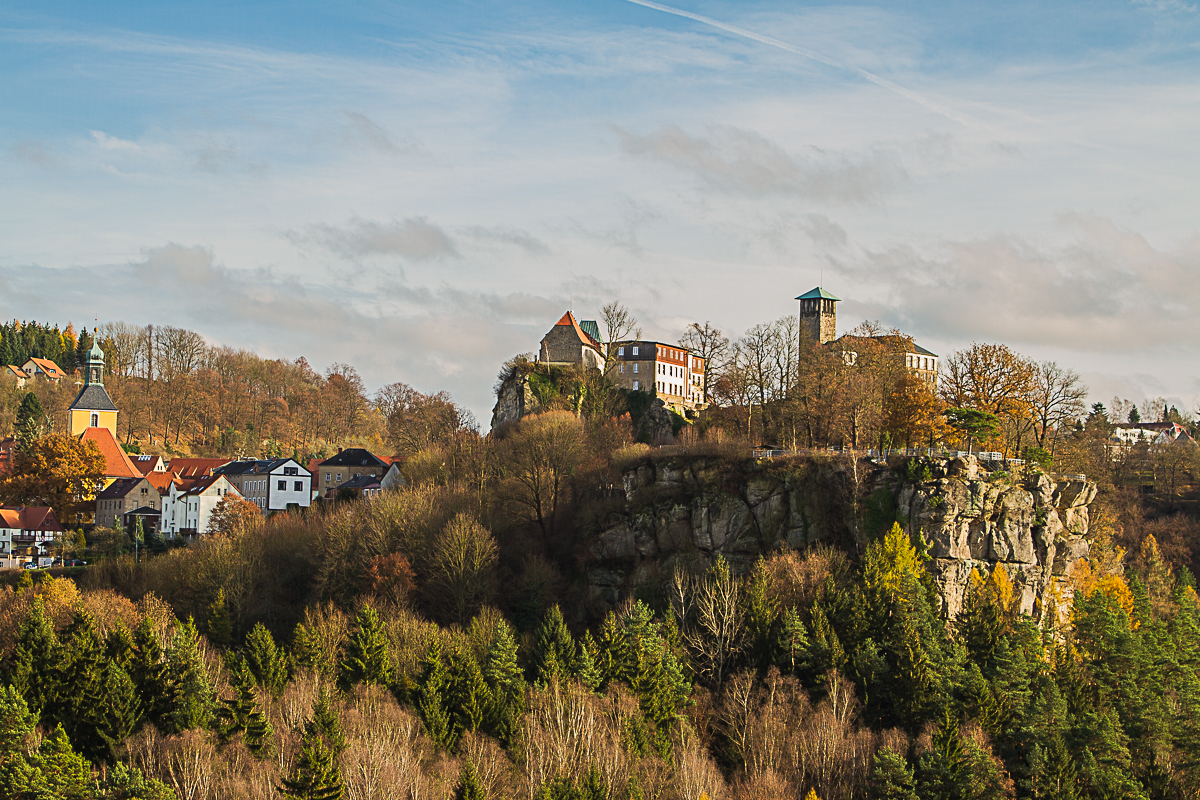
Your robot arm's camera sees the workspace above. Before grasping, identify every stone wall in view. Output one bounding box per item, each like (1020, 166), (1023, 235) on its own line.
(584, 453), (1095, 619)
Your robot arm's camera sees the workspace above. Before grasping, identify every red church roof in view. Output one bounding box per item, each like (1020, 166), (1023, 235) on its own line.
(80, 427), (141, 479)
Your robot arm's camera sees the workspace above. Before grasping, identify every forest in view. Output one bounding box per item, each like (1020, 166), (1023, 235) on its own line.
(1, 311), (1200, 799)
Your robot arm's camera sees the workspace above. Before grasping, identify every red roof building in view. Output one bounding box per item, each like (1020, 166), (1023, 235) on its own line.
(80, 427), (141, 480)
(0, 506), (64, 569)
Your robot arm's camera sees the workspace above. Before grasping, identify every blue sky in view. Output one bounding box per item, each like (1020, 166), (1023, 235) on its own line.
(2, 0), (1198, 423)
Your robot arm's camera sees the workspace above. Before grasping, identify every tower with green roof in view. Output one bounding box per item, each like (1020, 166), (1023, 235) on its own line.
(796, 286), (839, 345)
(68, 332), (119, 437)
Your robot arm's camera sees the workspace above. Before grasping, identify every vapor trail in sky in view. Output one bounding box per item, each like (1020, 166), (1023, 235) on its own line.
(621, 0), (970, 126)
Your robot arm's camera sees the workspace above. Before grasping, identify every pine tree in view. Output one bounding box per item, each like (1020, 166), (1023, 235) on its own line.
(129, 616), (171, 729)
(577, 633), (602, 692)
(280, 689), (344, 800)
(744, 558), (782, 670)
(867, 746), (919, 800)
(206, 588), (233, 650)
(416, 641), (453, 750)
(580, 764), (607, 800)
(446, 644), (491, 736)
(454, 759), (487, 800)
(533, 605), (577, 684)
(220, 657), (274, 757)
(55, 611), (110, 763)
(6, 598), (61, 717)
(164, 618), (215, 732)
(244, 622), (290, 695)
(14, 393), (46, 450)
(97, 660), (141, 759)
(31, 724), (94, 800)
(338, 605), (391, 690)
(484, 619), (525, 744)
(105, 622), (135, 672)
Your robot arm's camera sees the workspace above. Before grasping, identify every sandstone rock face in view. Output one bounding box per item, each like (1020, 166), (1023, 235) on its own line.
(585, 454), (1094, 620)
(490, 371), (538, 431)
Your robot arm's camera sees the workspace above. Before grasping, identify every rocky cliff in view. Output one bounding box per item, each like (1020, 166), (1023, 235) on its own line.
(585, 453), (1095, 619)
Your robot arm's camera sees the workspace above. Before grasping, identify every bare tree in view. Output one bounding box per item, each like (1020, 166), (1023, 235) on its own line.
(670, 557), (743, 687)
(429, 513), (499, 624)
(1030, 361), (1088, 448)
(497, 411), (587, 540)
(679, 321), (730, 402)
(600, 301), (641, 371)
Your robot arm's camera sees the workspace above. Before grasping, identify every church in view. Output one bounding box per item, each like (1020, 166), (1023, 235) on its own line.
(796, 287), (939, 387)
(67, 335), (141, 488)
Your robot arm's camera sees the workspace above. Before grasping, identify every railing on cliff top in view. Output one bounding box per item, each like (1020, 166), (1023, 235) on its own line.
(748, 447), (1087, 482)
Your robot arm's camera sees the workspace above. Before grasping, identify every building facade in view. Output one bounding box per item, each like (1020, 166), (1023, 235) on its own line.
(0, 506), (64, 569)
(95, 476), (165, 530)
(316, 448), (390, 498)
(214, 458), (312, 512)
(538, 312), (605, 369)
(610, 340), (707, 413)
(160, 475), (240, 536)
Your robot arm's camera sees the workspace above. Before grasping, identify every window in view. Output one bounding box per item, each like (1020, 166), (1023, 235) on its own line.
(618, 346), (624, 356)
(90, 413), (98, 427)
(618, 364), (624, 373)
(325, 472), (331, 483)
(284, 467), (298, 476)
(633, 364), (639, 373)
(295, 481), (304, 492)
(632, 346), (639, 355)
(336, 473), (342, 482)
(278, 480), (286, 491)
(633, 380), (639, 390)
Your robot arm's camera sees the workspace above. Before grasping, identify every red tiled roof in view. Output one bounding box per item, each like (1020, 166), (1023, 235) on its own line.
(553, 311), (603, 351)
(0, 506), (64, 533)
(166, 458), (231, 478)
(80, 427), (141, 479)
(4, 365), (29, 379)
(25, 358), (66, 379)
(132, 455), (165, 476)
(145, 472), (179, 494)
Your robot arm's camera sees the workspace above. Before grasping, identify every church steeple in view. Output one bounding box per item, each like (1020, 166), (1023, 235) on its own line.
(68, 329), (119, 437)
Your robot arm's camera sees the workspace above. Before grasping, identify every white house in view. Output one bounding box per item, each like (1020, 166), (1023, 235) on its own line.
(213, 458), (312, 513)
(160, 475), (241, 536)
(0, 506), (64, 568)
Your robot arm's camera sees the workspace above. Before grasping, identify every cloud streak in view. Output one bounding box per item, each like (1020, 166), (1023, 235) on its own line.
(620, 0), (972, 125)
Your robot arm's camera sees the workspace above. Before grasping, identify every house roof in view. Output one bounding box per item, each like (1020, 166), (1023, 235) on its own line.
(178, 475), (232, 497)
(550, 311), (603, 352)
(97, 477), (144, 500)
(215, 458), (305, 477)
(133, 455), (166, 475)
(145, 472), (178, 494)
(320, 448), (387, 468)
(0, 506), (64, 532)
(25, 358), (66, 379)
(795, 287), (841, 301)
(69, 383), (119, 412)
(4, 365), (29, 379)
(80, 427), (142, 479)
(338, 474), (382, 489)
(579, 319), (601, 342)
(834, 334), (938, 359)
(166, 458), (230, 478)
(123, 506), (162, 518)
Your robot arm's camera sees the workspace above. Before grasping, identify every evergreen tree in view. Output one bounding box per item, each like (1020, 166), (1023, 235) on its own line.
(338, 605), (391, 690)
(533, 605), (577, 684)
(280, 689), (344, 800)
(14, 393), (47, 450)
(29, 724), (94, 800)
(99, 760), (176, 800)
(577, 633), (602, 692)
(454, 759), (487, 800)
(129, 616), (171, 729)
(164, 618), (215, 732)
(6, 598), (61, 717)
(105, 623), (136, 672)
(446, 644), (491, 737)
(244, 622), (290, 695)
(206, 588), (233, 650)
(55, 611), (111, 763)
(219, 657), (274, 757)
(97, 660), (141, 760)
(484, 619), (525, 744)
(867, 746), (919, 800)
(416, 641), (453, 750)
(743, 558), (782, 670)
(579, 764), (606, 800)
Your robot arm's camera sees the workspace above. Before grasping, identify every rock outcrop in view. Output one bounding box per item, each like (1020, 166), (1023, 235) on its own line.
(490, 370), (538, 431)
(584, 453), (1095, 619)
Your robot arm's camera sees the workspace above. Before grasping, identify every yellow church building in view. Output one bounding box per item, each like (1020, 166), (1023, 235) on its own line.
(69, 339), (118, 437)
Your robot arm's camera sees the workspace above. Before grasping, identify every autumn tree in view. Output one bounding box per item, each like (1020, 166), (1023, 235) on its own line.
(884, 374), (947, 449)
(205, 493), (261, 537)
(374, 381), (476, 458)
(1030, 361), (1088, 449)
(601, 302), (641, 372)
(429, 514), (499, 625)
(679, 321), (730, 403)
(0, 434), (106, 524)
(497, 411), (586, 539)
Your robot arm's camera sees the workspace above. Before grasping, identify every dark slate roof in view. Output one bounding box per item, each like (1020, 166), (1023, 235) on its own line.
(910, 343), (938, 357)
(97, 477), (143, 500)
(320, 449), (387, 468)
(69, 383), (118, 412)
(795, 287), (840, 301)
(338, 474), (382, 489)
(214, 458), (296, 476)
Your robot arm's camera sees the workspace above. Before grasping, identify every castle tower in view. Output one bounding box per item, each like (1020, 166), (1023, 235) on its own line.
(796, 287), (839, 345)
(68, 333), (119, 437)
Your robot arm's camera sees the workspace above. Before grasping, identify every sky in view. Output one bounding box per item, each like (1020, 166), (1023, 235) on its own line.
(1, 0), (1198, 426)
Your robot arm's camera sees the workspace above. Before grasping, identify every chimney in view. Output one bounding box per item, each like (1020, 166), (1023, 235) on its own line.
(337, 447), (343, 454)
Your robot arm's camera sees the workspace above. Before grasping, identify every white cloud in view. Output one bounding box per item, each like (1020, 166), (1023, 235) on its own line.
(294, 217), (459, 261)
(615, 125), (907, 203)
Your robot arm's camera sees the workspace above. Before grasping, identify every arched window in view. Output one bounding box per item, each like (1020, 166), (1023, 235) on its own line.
(90, 413), (98, 427)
